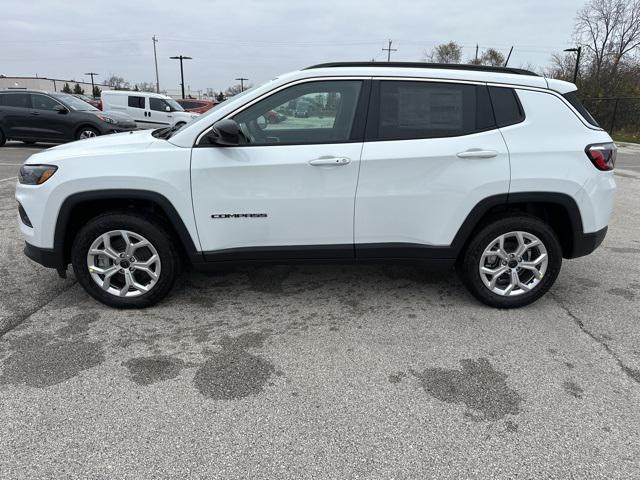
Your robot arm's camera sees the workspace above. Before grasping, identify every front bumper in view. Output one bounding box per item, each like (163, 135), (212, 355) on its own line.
(24, 242), (64, 270)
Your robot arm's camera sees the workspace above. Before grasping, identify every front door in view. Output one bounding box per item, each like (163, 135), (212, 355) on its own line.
(190, 79), (368, 259)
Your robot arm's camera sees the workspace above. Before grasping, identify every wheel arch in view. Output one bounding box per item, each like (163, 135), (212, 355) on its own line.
(452, 192), (584, 259)
(55, 190), (203, 268)
(74, 123), (101, 138)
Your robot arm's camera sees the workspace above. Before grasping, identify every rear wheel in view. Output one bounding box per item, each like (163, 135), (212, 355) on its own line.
(0, 128), (6, 147)
(76, 127), (99, 140)
(71, 212), (180, 308)
(458, 216), (562, 308)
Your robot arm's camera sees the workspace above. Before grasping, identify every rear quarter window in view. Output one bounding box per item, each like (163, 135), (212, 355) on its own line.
(562, 91), (600, 128)
(0, 92), (30, 108)
(488, 87), (525, 127)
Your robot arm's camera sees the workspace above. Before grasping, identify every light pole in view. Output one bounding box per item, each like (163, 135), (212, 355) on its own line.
(563, 46), (582, 84)
(170, 55), (192, 98)
(235, 77), (248, 92)
(84, 72), (98, 97)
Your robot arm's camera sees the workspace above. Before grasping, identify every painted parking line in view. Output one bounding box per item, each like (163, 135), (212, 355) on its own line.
(0, 176), (17, 183)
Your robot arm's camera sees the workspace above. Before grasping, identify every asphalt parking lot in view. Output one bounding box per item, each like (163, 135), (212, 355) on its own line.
(0, 141), (639, 479)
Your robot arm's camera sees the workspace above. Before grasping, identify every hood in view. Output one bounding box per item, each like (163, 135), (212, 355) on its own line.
(94, 110), (136, 124)
(25, 130), (157, 164)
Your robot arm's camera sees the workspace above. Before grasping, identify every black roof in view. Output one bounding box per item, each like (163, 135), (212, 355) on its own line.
(304, 62), (538, 77)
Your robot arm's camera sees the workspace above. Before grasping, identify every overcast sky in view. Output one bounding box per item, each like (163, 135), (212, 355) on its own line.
(1, 0), (585, 92)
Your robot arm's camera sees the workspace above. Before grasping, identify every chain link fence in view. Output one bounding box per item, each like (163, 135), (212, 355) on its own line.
(582, 97), (640, 140)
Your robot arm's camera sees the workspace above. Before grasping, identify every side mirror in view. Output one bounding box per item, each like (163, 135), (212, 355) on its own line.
(205, 119), (240, 146)
(165, 106), (171, 112)
(54, 105), (68, 114)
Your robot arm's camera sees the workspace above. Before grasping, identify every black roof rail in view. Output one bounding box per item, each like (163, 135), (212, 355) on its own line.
(304, 62), (539, 77)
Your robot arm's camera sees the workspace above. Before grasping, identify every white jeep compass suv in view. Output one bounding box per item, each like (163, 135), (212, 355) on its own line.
(16, 62), (616, 309)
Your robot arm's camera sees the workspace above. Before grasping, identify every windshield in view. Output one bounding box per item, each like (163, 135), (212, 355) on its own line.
(52, 93), (98, 111)
(165, 98), (184, 112)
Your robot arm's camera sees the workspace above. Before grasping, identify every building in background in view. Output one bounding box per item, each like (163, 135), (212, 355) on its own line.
(0, 76), (113, 95)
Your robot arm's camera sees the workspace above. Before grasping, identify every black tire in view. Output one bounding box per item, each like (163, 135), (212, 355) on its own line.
(458, 215), (562, 308)
(0, 128), (6, 147)
(76, 126), (100, 140)
(71, 212), (180, 308)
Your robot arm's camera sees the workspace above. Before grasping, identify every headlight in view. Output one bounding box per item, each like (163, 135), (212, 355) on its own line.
(18, 165), (58, 185)
(96, 114), (117, 125)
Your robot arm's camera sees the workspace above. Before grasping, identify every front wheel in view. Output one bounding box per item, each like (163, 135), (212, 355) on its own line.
(458, 216), (562, 308)
(71, 212), (180, 308)
(76, 127), (99, 140)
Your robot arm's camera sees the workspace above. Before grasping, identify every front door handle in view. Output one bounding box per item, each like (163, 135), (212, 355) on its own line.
(308, 157), (351, 166)
(456, 149), (498, 159)
(30, 111), (40, 116)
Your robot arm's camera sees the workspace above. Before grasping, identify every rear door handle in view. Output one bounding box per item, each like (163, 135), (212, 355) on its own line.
(308, 157), (351, 166)
(456, 149), (498, 159)
(30, 111), (40, 116)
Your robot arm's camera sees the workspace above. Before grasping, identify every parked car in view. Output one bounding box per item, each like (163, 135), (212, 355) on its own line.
(16, 62), (615, 309)
(101, 91), (198, 129)
(0, 90), (137, 145)
(294, 102), (311, 118)
(176, 98), (217, 114)
(264, 110), (286, 124)
(71, 93), (102, 110)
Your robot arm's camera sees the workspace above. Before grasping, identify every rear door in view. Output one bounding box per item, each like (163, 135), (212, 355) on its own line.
(0, 92), (32, 139)
(355, 79), (509, 257)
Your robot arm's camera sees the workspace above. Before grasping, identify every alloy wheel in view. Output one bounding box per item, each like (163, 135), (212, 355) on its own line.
(86, 230), (161, 297)
(478, 231), (548, 296)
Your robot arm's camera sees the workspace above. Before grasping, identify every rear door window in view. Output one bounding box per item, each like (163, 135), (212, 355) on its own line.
(488, 87), (525, 127)
(128, 96), (146, 109)
(0, 93), (30, 108)
(375, 81), (495, 140)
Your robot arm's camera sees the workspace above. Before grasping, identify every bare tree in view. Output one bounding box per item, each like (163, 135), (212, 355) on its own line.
(104, 75), (131, 90)
(575, 0), (640, 84)
(424, 42), (462, 64)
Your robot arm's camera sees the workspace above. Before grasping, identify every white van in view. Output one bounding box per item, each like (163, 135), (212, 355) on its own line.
(101, 91), (198, 129)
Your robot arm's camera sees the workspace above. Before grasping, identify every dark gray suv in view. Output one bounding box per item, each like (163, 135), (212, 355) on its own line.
(0, 90), (136, 146)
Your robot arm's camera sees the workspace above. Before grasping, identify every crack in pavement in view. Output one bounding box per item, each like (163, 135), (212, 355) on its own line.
(0, 279), (78, 338)
(550, 292), (640, 385)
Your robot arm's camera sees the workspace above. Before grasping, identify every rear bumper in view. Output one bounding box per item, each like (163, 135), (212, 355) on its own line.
(568, 226), (608, 259)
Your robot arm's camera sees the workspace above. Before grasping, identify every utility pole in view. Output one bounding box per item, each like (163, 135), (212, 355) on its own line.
(170, 55), (192, 99)
(84, 72), (98, 97)
(235, 77), (248, 92)
(152, 35), (160, 93)
(564, 46), (582, 84)
(382, 40), (397, 62)
(475, 44), (479, 62)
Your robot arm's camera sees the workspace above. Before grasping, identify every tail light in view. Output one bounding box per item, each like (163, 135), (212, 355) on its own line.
(585, 143), (616, 171)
